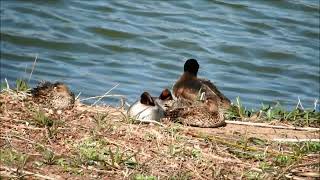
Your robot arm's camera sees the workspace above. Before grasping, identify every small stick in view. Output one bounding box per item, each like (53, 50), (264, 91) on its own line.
(28, 54), (38, 82)
(75, 92), (81, 100)
(81, 94), (126, 101)
(91, 84), (119, 106)
(314, 98), (319, 111)
(225, 120), (320, 132)
(5, 78), (10, 89)
(272, 138), (320, 143)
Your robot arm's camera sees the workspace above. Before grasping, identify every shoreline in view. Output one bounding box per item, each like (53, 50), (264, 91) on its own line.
(0, 83), (319, 179)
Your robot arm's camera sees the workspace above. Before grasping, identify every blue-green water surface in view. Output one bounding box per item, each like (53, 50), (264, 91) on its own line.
(1, 0), (319, 109)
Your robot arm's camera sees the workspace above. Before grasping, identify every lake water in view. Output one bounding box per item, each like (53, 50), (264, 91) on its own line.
(1, 0), (319, 109)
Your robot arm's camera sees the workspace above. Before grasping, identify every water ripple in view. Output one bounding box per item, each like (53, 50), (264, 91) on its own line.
(1, 0), (319, 109)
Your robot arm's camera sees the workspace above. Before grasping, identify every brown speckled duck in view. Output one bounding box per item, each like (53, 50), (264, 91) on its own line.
(31, 81), (75, 109)
(164, 92), (226, 128)
(173, 59), (231, 110)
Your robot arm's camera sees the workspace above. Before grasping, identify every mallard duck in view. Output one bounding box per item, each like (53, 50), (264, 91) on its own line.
(31, 81), (75, 109)
(127, 92), (164, 121)
(165, 98), (226, 128)
(173, 59), (231, 109)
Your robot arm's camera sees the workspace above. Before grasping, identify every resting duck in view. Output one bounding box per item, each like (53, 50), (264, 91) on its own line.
(165, 98), (226, 128)
(155, 88), (174, 111)
(173, 59), (231, 110)
(31, 81), (75, 109)
(127, 92), (165, 121)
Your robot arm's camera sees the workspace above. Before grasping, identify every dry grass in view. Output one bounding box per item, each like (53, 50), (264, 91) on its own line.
(0, 86), (319, 179)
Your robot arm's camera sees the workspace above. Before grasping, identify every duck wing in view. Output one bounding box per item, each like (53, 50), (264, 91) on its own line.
(198, 78), (231, 108)
(165, 99), (226, 128)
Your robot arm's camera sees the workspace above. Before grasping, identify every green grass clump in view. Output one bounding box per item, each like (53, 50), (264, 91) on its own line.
(0, 148), (29, 176)
(75, 137), (139, 169)
(225, 97), (320, 127)
(132, 174), (157, 180)
(32, 110), (54, 127)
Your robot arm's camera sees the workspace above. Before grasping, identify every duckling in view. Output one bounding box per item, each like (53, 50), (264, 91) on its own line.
(173, 59), (231, 109)
(127, 92), (164, 122)
(31, 81), (75, 109)
(165, 98), (226, 128)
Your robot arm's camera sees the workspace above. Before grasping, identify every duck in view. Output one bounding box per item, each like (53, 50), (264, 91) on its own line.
(173, 59), (231, 110)
(164, 97), (226, 128)
(31, 81), (75, 109)
(127, 92), (165, 122)
(155, 88), (174, 111)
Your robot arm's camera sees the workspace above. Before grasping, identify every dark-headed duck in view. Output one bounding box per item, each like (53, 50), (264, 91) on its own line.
(127, 92), (164, 121)
(31, 81), (75, 109)
(155, 88), (174, 111)
(173, 59), (231, 109)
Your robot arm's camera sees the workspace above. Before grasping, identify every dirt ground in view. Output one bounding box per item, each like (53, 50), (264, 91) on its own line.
(0, 91), (319, 179)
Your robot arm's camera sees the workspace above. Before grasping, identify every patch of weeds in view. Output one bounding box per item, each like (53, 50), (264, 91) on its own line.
(93, 113), (112, 132)
(144, 132), (157, 141)
(57, 158), (84, 175)
(0, 81), (7, 90)
(169, 170), (192, 180)
(34, 145), (58, 165)
(191, 148), (201, 159)
(258, 161), (274, 172)
(290, 141), (320, 155)
(32, 110), (53, 127)
(131, 174), (157, 180)
(168, 144), (181, 157)
(32, 110), (61, 139)
(15, 78), (29, 92)
(75, 137), (139, 169)
(76, 137), (109, 166)
(164, 125), (182, 138)
(182, 146), (202, 159)
(0, 148), (28, 175)
(229, 149), (265, 161)
(273, 154), (296, 167)
(244, 170), (264, 180)
(225, 98), (320, 127)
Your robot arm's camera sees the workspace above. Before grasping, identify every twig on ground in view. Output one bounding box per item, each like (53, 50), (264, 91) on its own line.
(81, 94), (125, 102)
(272, 138), (320, 143)
(225, 120), (320, 131)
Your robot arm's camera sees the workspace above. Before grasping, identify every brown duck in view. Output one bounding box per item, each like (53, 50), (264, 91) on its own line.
(31, 81), (75, 109)
(173, 59), (231, 110)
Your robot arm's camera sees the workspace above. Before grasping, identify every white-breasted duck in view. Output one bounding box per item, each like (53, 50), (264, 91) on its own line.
(127, 92), (165, 121)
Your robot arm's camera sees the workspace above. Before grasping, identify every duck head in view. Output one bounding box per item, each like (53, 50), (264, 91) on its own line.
(128, 91), (165, 121)
(159, 88), (173, 101)
(53, 82), (72, 95)
(140, 92), (155, 106)
(184, 59), (199, 76)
